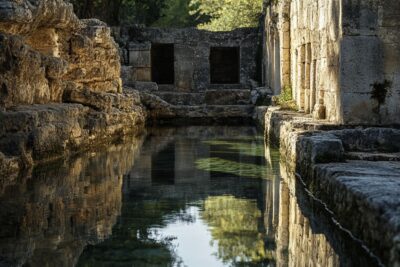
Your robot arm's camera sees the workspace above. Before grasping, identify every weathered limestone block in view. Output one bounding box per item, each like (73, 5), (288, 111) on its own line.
(0, 0), (80, 35)
(63, 89), (140, 112)
(205, 90), (251, 105)
(296, 133), (345, 178)
(250, 87), (272, 106)
(139, 92), (175, 118)
(133, 82), (158, 92)
(0, 0), (146, 175)
(331, 128), (400, 152)
(64, 19), (122, 93)
(0, 33), (67, 107)
(25, 27), (60, 57)
(0, 152), (19, 182)
(152, 92), (204, 106)
(128, 42), (151, 67)
(0, 103), (146, 164)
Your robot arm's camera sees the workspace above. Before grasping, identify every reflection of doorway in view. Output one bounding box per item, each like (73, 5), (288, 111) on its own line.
(152, 143), (175, 185)
(210, 47), (240, 84)
(151, 43), (175, 84)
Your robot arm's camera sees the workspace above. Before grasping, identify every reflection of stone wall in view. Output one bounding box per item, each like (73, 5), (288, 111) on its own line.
(277, 164), (340, 267)
(0, 136), (143, 267)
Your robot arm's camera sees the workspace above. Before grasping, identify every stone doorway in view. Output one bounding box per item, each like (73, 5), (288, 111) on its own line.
(210, 47), (240, 84)
(151, 43), (175, 84)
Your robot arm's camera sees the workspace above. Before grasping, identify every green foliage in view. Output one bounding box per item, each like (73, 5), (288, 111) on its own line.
(272, 85), (297, 110)
(70, 0), (263, 29)
(153, 0), (205, 27)
(120, 0), (166, 26)
(70, 0), (202, 27)
(189, 0), (263, 31)
(70, 0), (167, 26)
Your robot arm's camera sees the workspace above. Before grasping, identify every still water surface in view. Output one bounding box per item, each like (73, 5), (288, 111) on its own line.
(0, 127), (378, 267)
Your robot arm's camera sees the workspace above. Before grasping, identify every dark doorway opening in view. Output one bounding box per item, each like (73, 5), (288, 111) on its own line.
(210, 47), (240, 84)
(152, 143), (175, 185)
(151, 43), (175, 84)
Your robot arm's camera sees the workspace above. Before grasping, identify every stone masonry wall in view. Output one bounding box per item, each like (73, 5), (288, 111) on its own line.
(264, 0), (400, 125)
(340, 0), (400, 125)
(119, 27), (260, 92)
(264, 0), (342, 122)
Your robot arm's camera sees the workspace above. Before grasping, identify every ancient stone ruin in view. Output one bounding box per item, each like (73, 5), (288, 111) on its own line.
(116, 26), (264, 122)
(263, 0), (400, 125)
(0, 0), (399, 266)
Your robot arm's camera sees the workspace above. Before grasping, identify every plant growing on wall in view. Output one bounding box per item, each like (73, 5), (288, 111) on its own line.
(272, 85), (297, 110)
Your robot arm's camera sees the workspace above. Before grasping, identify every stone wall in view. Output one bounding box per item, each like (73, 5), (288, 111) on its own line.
(263, 0), (400, 125)
(0, 0), (146, 176)
(118, 27), (260, 92)
(340, 0), (400, 125)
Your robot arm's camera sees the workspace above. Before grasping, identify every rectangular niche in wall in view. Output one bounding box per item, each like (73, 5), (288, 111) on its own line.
(151, 43), (175, 84)
(210, 47), (240, 84)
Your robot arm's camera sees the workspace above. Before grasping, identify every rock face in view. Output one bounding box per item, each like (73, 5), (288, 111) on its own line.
(0, 0), (146, 176)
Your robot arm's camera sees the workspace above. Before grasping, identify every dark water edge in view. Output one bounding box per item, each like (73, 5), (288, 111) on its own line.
(0, 126), (380, 267)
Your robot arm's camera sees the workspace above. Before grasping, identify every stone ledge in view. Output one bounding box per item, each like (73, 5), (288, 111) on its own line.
(264, 106), (400, 266)
(0, 103), (146, 176)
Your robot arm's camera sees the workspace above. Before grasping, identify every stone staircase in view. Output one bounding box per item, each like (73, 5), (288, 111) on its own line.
(135, 89), (259, 124)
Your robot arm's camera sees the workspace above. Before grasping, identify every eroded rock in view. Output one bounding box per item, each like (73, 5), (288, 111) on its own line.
(0, 0), (146, 175)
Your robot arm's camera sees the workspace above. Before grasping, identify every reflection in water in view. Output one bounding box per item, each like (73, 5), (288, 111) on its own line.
(201, 196), (270, 265)
(0, 136), (144, 267)
(0, 126), (380, 266)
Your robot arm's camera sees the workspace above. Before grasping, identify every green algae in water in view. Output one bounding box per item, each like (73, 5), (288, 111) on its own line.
(195, 157), (269, 179)
(203, 140), (266, 157)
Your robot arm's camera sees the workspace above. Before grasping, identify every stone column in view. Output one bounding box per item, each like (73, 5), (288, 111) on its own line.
(297, 45), (306, 110)
(279, 0), (291, 90)
(304, 43), (312, 113)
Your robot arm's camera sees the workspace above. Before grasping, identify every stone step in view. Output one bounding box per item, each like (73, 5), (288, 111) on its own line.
(172, 104), (254, 118)
(153, 89), (251, 106)
(346, 151), (400, 161)
(152, 105), (255, 125)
